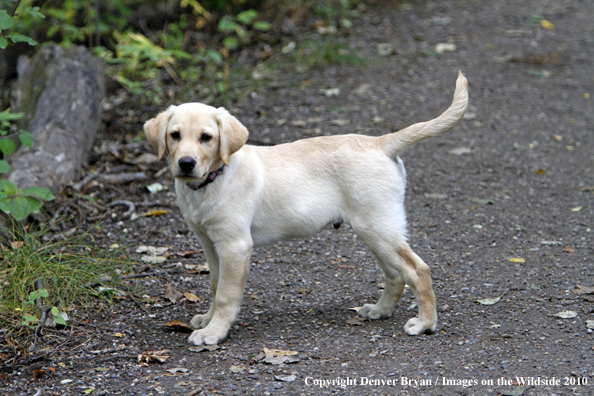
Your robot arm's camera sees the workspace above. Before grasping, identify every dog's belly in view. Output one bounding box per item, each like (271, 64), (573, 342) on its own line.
(250, 204), (340, 247)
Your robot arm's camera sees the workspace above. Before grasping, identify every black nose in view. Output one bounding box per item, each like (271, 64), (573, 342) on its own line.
(178, 157), (196, 173)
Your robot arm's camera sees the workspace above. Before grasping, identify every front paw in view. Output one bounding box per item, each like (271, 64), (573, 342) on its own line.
(188, 327), (228, 346)
(190, 313), (212, 329)
(357, 303), (392, 320)
(404, 317), (436, 335)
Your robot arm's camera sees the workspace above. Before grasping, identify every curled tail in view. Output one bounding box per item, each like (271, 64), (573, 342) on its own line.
(381, 71), (469, 157)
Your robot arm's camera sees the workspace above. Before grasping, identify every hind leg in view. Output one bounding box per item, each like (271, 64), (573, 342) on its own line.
(354, 226), (436, 335)
(358, 259), (406, 319)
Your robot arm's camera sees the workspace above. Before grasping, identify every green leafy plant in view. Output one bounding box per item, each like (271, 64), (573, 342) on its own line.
(218, 9), (271, 51)
(0, 111), (54, 221)
(314, 0), (359, 29)
(0, 2), (44, 49)
(0, 225), (133, 334)
(20, 288), (66, 328)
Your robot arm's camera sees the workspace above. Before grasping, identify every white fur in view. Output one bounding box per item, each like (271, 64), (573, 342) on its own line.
(144, 73), (469, 345)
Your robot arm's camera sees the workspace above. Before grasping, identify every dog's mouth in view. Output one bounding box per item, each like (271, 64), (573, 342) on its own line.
(174, 171), (207, 182)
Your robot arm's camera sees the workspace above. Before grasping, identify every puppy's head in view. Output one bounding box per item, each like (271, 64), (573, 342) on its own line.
(144, 103), (249, 183)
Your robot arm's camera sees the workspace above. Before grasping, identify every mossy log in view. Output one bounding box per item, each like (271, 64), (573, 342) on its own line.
(8, 45), (105, 193)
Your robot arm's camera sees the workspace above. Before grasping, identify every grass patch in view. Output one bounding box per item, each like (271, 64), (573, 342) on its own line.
(292, 35), (364, 69)
(0, 223), (133, 337)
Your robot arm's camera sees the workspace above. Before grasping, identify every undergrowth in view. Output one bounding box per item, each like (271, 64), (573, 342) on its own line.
(0, 223), (133, 338)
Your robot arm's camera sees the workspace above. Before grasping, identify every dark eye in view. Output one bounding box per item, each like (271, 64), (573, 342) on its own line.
(200, 134), (212, 143)
(171, 131), (180, 140)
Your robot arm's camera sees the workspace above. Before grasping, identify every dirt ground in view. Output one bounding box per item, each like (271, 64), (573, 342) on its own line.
(2, 0), (594, 395)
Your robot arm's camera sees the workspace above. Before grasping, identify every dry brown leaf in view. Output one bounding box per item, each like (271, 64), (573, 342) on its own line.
(338, 264), (356, 269)
(262, 347), (299, 364)
(179, 250), (200, 257)
(164, 283), (183, 303)
(563, 246), (575, 253)
(166, 320), (195, 333)
(184, 292), (200, 303)
(346, 316), (367, 326)
(138, 349), (171, 366)
(573, 285), (594, 295)
(143, 209), (170, 217)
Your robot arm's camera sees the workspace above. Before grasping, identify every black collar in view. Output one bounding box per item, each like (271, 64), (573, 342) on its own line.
(186, 165), (225, 191)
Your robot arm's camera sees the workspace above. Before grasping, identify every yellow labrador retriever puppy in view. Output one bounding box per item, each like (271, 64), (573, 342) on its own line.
(144, 72), (468, 345)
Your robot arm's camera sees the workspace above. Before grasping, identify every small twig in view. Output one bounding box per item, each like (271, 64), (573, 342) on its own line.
(110, 200), (135, 218)
(73, 172), (100, 191)
(126, 292), (151, 315)
(97, 354), (138, 362)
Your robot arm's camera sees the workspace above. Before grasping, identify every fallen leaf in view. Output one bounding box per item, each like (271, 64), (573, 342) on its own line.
(229, 365), (246, 373)
(540, 19), (554, 30)
(185, 263), (210, 274)
(586, 320), (594, 329)
(114, 332), (123, 338)
(351, 83), (372, 96)
(262, 347), (299, 364)
(188, 345), (220, 353)
(61, 379), (74, 384)
(530, 283), (541, 291)
(376, 43), (395, 56)
(471, 198), (494, 205)
(573, 285), (594, 295)
(10, 241), (24, 249)
(184, 292), (200, 302)
(338, 264), (356, 269)
(146, 182), (164, 193)
(164, 284), (183, 303)
(553, 310), (577, 319)
(476, 295), (503, 305)
(275, 374), (297, 382)
(424, 193), (448, 199)
(136, 246), (169, 255)
(144, 209), (170, 217)
(435, 43), (456, 54)
(83, 388), (95, 394)
(320, 88), (340, 97)
(166, 367), (189, 374)
(541, 240), (562, 246)
(552, 134), (562, 141)
(141, 256), (167, 264)
(571, 206), (582, 212)
(179, 250), (200, 257)
(330, 119), (350, 126)
(138, 349), (171, 365)
(563, 246), (575, 253)
(500, 386), (526, 396)
(346, 316), (367, 326)
(489, 324), (501, 329)
(535, 168), (545, 175)
(507, 258), (525, 263)
(166, 320), (195, 333)
(94, 367), (110, 372)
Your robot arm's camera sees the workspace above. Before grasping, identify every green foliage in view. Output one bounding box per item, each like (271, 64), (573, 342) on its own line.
(0, 109), (52, 221)
(217, 9), (270, 51)
(0, 2), (44, 49)
(314, 0), (359, 29)
(293, 36), (362, 68)
(0, 225), (133, 334)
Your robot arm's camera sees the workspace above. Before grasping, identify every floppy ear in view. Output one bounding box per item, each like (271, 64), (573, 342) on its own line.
(144, 106), (175, 160)
(217, 107), (249, 166)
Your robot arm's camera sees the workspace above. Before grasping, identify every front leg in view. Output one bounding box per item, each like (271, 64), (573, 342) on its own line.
(188, 237), (252, 345)
(189, 235), (219, 329)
